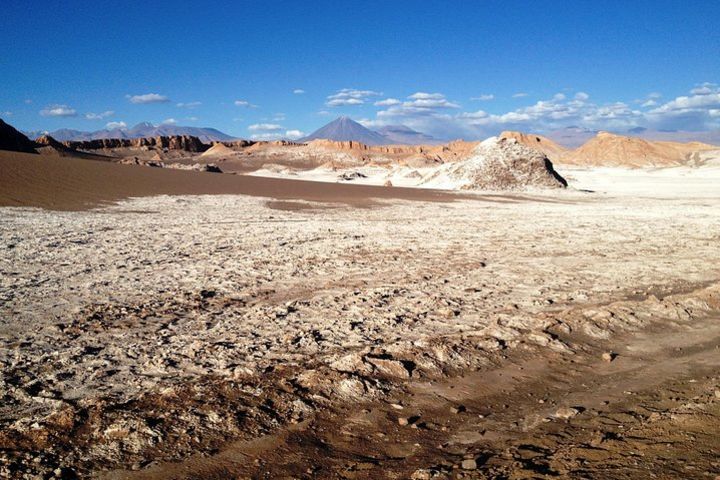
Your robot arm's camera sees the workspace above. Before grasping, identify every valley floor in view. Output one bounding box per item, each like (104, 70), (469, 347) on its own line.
(1, 167), (719, 478)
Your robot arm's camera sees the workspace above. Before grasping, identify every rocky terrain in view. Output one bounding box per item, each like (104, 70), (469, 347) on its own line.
(1, 167), (720, 477)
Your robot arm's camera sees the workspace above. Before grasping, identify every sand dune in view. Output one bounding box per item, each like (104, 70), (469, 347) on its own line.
(0, 150), (464, 211)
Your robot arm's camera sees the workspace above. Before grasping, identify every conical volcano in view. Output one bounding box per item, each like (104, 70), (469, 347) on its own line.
(300, 116), (388, 145)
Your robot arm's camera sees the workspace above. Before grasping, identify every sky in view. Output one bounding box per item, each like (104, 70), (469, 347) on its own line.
(2, 0), (719, 141)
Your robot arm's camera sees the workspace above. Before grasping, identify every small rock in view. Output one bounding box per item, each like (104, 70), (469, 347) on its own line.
(398, 417), (409, 426)
(554, 407), (580, 419)
(602, 352), (617, 362)
(461, 459), (477, 470)
(450, 405), (466, 414)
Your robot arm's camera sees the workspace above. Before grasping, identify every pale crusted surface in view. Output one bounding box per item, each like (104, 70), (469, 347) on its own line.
(1, 185), (720, 475)
(2, 191), (719, 408)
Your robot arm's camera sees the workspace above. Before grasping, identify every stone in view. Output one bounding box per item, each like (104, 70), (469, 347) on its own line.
(554, 407), (580, 419)
(461, 458), (477, 470)
(602, 352), (617, 362)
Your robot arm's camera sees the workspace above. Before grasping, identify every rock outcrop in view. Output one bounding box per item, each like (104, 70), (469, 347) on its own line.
(64, 135), (209, 153)
(33, 135), (75, 156)
(439, 137), (567, 190)
(0, 119), (38, 153)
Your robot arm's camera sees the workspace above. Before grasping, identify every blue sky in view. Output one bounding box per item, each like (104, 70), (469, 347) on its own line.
(2, 0), (719, 140)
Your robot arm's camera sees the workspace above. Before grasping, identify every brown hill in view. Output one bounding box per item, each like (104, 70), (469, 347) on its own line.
(560, 131), (718, 167)
(0, 118), (38, 153)
(200, 142), (237, 157)
(499, 131), (567, 161)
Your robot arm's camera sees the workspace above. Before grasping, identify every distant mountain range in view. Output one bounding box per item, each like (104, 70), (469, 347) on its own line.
(375, 124), (439, 145)
(14, 116), (719, 148)
(300, 116), (439, 145)
(23, 122), (236, 143)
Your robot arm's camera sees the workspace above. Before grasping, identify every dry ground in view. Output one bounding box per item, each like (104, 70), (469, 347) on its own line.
(1, 168), (719, 479)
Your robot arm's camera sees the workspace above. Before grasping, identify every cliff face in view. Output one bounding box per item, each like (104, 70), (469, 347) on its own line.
(64, 135), (209, 153)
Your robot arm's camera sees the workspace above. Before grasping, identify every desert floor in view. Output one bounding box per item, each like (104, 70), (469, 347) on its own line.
(1, 164), (720, 479)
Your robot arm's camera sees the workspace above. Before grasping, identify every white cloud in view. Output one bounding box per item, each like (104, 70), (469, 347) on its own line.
(293, 89), (305, 94)
(373, 89), (640, 139)
(375, 98), (402, 106)
(234, 99), (257, 108)
(512, 92), (529, 98)
(176, 101), (201, 108)
(24, 99), (32, 104)
(471, 94), (494, 101)
(326, 88), (382, 107)
(40, 104), (77, 117)
(248, 123), (283, 132)
(647, 92), (662, 99)
(690, 82), (717, 95)
(375, 92), (460, 122)
(161, 118), (177, 125)
(248, 123), (304, 140)
(369, 84), (720, 140)
(106, 121), (127, 129)
(186, 116), (199, 121)
(272, 113), (286, 121)
(405, 92), (460, 109)
(85, 110), (114, 120)
(649, 87), (720, 114)
(2, 111), (12, 116)
(127, 93), (170, 104)
(285, 129), (304, 139)
(646, 84), (720, 130)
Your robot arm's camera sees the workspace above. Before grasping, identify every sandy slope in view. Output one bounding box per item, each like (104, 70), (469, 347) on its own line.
(0, 151), (462, 210)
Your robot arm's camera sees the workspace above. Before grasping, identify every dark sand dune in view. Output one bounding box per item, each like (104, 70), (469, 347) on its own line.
(0, 150), (465, 211)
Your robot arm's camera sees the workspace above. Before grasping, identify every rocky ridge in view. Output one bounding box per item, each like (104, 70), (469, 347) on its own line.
(65, 135), (209, 153)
